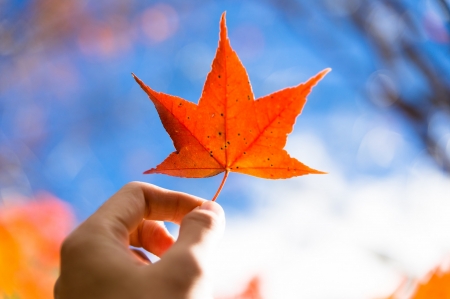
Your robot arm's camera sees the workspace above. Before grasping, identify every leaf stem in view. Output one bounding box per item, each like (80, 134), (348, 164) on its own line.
(211, 170), (229, 201)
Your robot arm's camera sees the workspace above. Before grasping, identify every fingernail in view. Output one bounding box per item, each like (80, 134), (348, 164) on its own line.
(199, 200), (223, 217)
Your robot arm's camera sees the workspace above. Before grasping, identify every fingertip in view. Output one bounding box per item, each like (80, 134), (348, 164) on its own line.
(199, 201), (224, 219)
(175, 201), (225, 250)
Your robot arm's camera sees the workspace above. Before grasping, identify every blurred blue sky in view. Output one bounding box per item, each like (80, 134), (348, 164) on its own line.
(0, 0), (449, 220)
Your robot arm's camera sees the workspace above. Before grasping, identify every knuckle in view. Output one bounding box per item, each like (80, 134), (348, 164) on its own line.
(60, 233), (78, 257)
(165, 250), (204, 289)
(179, 250), (204, 277)
(60, 224), (92, 258)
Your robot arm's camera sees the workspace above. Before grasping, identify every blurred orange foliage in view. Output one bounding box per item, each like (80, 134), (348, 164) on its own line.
(385, 261), (450, 299)
(412, 268), (450, 298)
(218, 276), (264, 299)
(0, 193), (74, 299)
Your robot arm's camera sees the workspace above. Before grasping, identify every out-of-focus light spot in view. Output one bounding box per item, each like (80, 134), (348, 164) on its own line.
(423, 0), (450, 43)
(0, 24), (14, 56)
(77, 17), (132, 58)
(0, 141), (37, 201)
(351, 114), (371, 142)
(231, 24), (265, 61)
(446, 137), (450, 159)
(367, 3), (405, 44)
(357, 127), (403, 169)
(286, 134), (333, 173)
(46, 62), (79, 100)
(323, 0), (361, 17)
(263, 67), (309, 95)
(436, 134), (450, 167)
(13, 104), (46, 145)
(123, 148), (155, 177)
(78, 24), (115, 57)
(424, 11), (450, 43)
(366, 71), (398, 108)
(79, 177), (115, 211)
(428, 111), (450, 141)
(176, 42), (213, 82)
(141, 4), (178, 43)
(45, 137), (92, 182)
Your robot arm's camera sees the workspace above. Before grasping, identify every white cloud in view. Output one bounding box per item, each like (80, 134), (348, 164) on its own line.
(211, 135), (450, 299)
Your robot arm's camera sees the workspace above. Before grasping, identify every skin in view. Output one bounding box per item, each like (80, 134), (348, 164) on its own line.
(54, 181), (225, 299)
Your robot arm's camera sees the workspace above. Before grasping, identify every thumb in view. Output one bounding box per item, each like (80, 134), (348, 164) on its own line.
(159, 201), (225, 277)
(176, 200), (225, 257)
(150, 201), (225, 298)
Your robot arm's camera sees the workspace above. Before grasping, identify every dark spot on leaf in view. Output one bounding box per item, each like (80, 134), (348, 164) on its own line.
(218, 75), (221, 78)
(220, 113), (223, 116)
(227, 141), (230, 144)
(221, 147), (223, 150)
(218, 132), (222, 136)
(244, 152), (246, 154)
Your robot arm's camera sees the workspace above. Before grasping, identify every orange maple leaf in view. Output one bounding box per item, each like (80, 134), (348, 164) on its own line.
(133, 13), (330, 200)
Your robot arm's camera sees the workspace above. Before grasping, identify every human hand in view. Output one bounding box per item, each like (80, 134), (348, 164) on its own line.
(54, 182), (225, 299)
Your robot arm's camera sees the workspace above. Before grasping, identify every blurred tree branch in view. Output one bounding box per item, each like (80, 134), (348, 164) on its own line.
(269, 0), (450, 173)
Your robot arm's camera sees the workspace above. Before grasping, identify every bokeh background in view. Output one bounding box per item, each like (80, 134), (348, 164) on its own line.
(1, 0), (450, 298)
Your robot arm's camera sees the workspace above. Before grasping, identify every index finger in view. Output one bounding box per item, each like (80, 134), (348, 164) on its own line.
(88, 182), (205, 240)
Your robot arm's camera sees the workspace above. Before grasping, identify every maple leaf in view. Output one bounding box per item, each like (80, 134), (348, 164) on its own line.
(133, 13), (330, 200)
